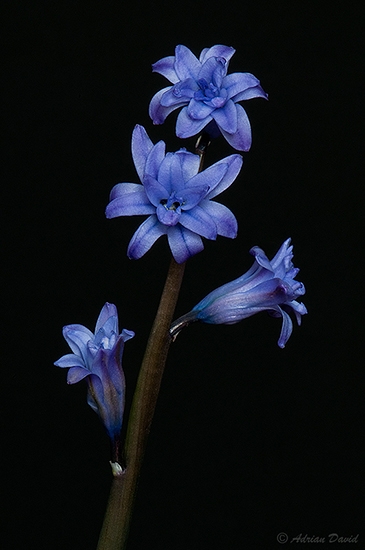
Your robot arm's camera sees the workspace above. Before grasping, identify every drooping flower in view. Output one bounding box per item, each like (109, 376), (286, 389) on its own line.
(54, 303), (134, 442)
(170, 239), (307, 348)
(149, 44), (268, 151)
(106, 125), (243, 264)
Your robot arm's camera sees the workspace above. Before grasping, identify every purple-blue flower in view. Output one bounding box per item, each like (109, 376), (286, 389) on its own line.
(106, 125), (243, 264)
(54, 303), (134, 441)
(170, 239), (307, 348)
(149, 44), (268, 151)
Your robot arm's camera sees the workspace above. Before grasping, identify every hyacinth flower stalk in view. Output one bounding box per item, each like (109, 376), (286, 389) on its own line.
(96, 134), (216, 550)
(170, 239), (307, 348)
(54, 43), (307, 550)
(54, 303), (134, 463)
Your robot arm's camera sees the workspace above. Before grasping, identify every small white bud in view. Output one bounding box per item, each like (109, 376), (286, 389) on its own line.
(109, 461), (125, 477)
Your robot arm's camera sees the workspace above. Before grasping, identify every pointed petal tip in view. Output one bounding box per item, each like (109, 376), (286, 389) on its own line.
(121, 328), (135, 341)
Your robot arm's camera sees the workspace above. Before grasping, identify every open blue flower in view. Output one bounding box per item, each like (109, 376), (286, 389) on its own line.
(54, 303), (134, 441)
(149, 44), (268, 151)
(106, 125), (243, 264)
(170, 239), (307, 348)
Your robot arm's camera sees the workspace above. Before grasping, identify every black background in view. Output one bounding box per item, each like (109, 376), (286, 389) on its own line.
(2, 1), (364, 549)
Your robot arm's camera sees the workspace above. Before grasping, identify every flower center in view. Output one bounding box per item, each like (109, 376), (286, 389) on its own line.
(198, 78), (219, 98)
(156, 193), (183, 226)
(160, 198), (181, 211)
(194, 62), (228, 108)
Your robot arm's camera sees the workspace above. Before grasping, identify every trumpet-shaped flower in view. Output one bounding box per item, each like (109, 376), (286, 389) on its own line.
(54, 303), (134, 440)
(106, 125), (243, 264)
(149, 44), (268, 151)
(170, 239), (307, 348)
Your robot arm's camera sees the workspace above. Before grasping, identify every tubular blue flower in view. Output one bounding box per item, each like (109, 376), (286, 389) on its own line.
(54, 303), (134, 441)
(106, 125), (243, 264)
(149, 44), (268, 151)
(170, 239), (307, 348)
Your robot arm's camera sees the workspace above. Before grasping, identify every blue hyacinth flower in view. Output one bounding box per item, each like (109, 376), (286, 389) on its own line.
(106, 125), (243, 264)
(149, 44), (268, 151)
(170, 239), (307, 348)
(54, 303), (134, 441)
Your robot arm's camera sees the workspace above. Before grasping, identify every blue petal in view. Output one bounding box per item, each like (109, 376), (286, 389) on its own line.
(270, 238), (292, 271)
(242, 278), (289, 308)
(199, 45), (236, 65)
(152, 55), (179, 83)
(167, 225), (204, 263)
(199, 200), (237, 238)
(156, 204), (180, 226)
(144, 139), (166, 181)
(87, 382), (99, 414)
(185, 162), (227, 196)
(62, 324), (93, 362)
(193, 263), (269, 313)
(131, 125), (154, 182)
(174, 45), (201, 80)
(200, 280), (290, 324)
(86, 372), (105, 409)
(160, 79), (197, 106)
(95, 307), (118, 339)
(218, 104), (252, 151)
(228, 265), (272, 296)
(127, 215), (167, 259)
(198, 56), (227, 88)
(287, 301), (308, 324)
(88, 344), (128, 439)
(187, 99), (215, 120)
(223, 73), (261, 99)
(158, 152), (185, 191)
(176, 106), (213, 138)
(211, 99), (238, 134)
(196, 296), (266, 325)
(54, 353), (86, 369)
(121, 328), (135, 342)
(97, 344), (125, 394)
(231, 84), (268, 103)
(205, 154), (243, 199)
(87, 369), (125, 440)
(149, 87), (185, 125)
(67, 366), (91, 384)
(276, 306), (293, 348)
(143, 175), (168, 206)
(250, 245), (274, 272)
(180, 185), (210, 209)
(109, 183), (141, 201)
(179, 205), (217, 239)
(106, 185), (155, 218)
(175, 149), (200, 181)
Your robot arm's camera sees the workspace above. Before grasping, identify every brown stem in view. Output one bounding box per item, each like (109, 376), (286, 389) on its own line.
(97, 133), (208, 550)
(96, 258), (185, 550)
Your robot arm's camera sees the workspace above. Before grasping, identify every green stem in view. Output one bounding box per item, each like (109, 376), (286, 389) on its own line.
(96, 258), (185, 550)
